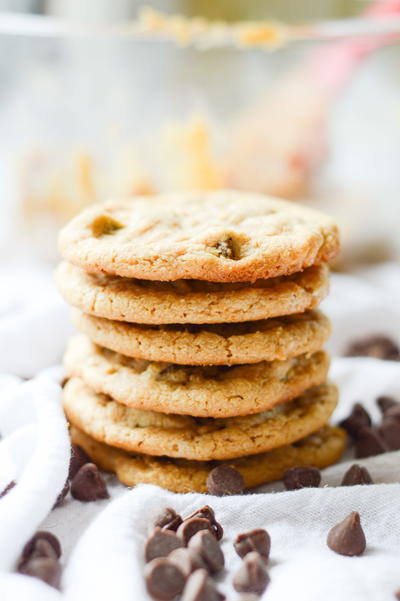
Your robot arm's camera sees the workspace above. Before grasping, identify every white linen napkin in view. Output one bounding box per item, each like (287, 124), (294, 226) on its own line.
(0, 260), (73, 377)
(62, 481), (400, 601)
(0, 262), (399, 601)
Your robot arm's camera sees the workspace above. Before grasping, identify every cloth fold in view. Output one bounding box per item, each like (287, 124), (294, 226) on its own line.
(0, 369), (70, 571)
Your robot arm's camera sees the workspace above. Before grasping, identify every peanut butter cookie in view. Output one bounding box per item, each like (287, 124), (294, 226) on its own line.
(56, 261), (329, 324)
(71, 309), (330, 366)
(70, 425), (346, 493)
(58, 191), (339, 282)
(63, 377), (338, 461)
(64, 335), (330, 418)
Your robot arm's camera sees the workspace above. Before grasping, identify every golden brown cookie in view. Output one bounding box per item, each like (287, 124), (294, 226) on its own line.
(71, 309), (331, 366)
(58, 191), (339, 282)
(70, 425), (346, 493)
(56, 261), (329, 325)
(63, 377), (338, 461)
(64, 335), (330, 418)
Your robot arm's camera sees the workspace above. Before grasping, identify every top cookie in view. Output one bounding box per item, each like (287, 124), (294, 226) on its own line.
(58, 190), (339, 282)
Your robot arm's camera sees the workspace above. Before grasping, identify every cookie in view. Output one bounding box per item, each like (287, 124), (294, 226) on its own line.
(71, 309), (330, 366)
(58, 191), (339, 282)
(56, 261), (329, 325)
(63, 378), (338, 461)
(70, 425), (346, 493)
(64, 335), (330, 418)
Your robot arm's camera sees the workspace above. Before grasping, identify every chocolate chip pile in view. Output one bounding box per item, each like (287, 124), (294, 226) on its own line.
(144, 505), (270, 601)
(339, 395), (400, 458)
(144, 504), (373, 600)
(2, 499), (373, 595)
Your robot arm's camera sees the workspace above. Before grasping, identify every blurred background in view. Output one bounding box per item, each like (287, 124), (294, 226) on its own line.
(0, 0), (400, 268)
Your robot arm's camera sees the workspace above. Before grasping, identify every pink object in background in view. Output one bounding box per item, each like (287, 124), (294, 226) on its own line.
(225, 0), (400, 198)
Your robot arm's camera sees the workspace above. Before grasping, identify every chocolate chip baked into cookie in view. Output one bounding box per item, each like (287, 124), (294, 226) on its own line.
(57, 190), (345, 492)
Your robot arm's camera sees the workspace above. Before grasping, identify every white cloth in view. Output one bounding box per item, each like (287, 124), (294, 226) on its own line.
(63, 482), (400, 601)
(0, 262), (400, 601)
(0, 259), (73, 377)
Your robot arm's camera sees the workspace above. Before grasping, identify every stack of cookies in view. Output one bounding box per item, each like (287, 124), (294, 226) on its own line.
(56, 190), (346, 493)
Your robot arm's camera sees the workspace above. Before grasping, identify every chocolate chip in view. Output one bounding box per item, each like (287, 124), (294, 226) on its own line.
(21, 539), (59, 566)
(188, 530), (224, 575)
(345, 335), (400, 360)
(213, 237), (241, 260)
(186, 506), (223, 541)
(377, 396), (399, 415)
(385, 406), (400, 421)
(144, 558), (186, 600)
(177, 518), (215, 546)
(19, 557), (61, 589)
(91, 214), (124, 238)
(234, 529), (270, 561)
(169, 547), (207, 577)
(283, 466), (321, 490)
(355, 427), (388, 458)
(18, 537), (58, 573)
(206, 465), (244, 496)
(181, 569), (224, 601)
(339, 403), (372, 440)
(0, 480), (16, 498)
(327, 511), (366, 556)
(53, 481), (70, 509)
(154, 507), (183, 532)
(145, 528), (183, 562)
(70, 463), (109, 502)
(233, 551), (270, 595)
(378, 418), (400, 450)
(157, 365), (190, 385)
(68, 444), (90, 479)
(341, 464), (373, 486)
(22, 531), (62, 562)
